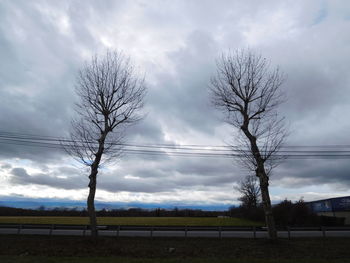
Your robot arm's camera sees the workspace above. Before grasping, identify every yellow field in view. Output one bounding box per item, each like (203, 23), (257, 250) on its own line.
(0, 216), (262, 226)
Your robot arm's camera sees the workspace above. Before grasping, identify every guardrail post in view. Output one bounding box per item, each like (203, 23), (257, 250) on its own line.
(116, 225), (120, 237)
(49, 224), (54, 236)
(322, 226), (326, 238)
(83, 225), (87, 236)
(253, 226), (256, 239)
(150, 226), (153, 238)
(287, 226), (291, 240)
(185, 226), (188, 238)
(17, 224), (22, 235)
(219, 226), (222, 239)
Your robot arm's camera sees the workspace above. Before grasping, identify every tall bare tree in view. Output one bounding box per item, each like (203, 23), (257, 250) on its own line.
(65, 51), (146, 237)
(210, 49), (287, 239)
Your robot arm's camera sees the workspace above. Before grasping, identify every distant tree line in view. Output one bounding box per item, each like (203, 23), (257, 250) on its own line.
(0, 201), (345, 226)
(0, 206), (229, 218)
(229, 199), (345, 227)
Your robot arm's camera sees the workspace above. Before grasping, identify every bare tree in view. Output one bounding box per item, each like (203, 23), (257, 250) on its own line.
(235, 175), (261, 209)
(210, 49), (287, 239)
(64, 51), (146, 237)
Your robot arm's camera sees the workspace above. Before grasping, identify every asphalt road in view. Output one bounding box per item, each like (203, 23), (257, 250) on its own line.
(1, 228), (350, 238)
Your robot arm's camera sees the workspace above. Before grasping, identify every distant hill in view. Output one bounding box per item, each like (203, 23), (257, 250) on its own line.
(0, 197), (231, 211)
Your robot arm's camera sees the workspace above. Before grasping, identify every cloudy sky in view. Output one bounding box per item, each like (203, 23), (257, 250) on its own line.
(1, 0), (350, 208)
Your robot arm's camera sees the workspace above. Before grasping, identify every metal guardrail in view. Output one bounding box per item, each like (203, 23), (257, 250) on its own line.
(0, 223), (349, 238)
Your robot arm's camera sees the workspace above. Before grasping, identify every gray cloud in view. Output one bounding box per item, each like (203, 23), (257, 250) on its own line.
(1, 163), (12, 170)
(273, 159), (350, 188)
(147, 30), (221, 136)
(10, 167), (86, 190)
(1, 0), (350, 202)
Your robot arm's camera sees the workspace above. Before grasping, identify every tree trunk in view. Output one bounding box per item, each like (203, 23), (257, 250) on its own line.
(87, 133), (106, 238)
(87, 166), (98, 238)
(258, 170), (277, 240)
(241, 123), (277, 240)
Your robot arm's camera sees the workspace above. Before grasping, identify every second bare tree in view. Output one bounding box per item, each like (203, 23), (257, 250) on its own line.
(210, 49), (287, 239)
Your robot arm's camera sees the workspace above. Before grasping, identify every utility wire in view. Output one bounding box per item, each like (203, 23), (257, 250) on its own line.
(2, 136), (350, 154)
(1, 131), (350, 150)
(1, 131), (350, 159)
(2, 130), (350, 149)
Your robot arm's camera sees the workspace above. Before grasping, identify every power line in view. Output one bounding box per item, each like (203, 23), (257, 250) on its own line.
(2, 130), (350, 149)
(1, 130), (350, 159)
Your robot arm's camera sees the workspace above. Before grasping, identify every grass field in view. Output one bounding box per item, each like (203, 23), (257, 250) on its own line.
(1, 236), (350, 263)
(0, 216), (262, 226)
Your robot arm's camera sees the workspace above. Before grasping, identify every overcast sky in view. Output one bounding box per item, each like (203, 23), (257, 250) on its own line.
(1, 0), (350, 207)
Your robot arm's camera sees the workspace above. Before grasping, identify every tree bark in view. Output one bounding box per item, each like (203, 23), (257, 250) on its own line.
(87, 165), (98, 238)
(87, 134), (106, 238)
(258, 169), (277, 240)
(241, 123), (277, 240)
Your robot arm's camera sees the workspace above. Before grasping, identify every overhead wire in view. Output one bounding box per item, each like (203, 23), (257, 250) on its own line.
(1, 130), (350, 159)
(2, 130), (350, 148)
